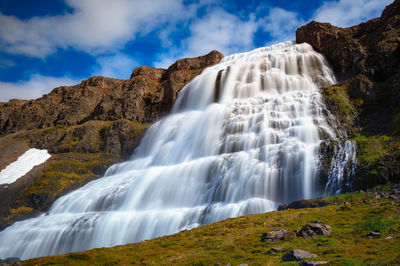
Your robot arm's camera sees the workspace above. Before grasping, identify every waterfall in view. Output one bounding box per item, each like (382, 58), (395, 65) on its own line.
(0, 41), (350, 259)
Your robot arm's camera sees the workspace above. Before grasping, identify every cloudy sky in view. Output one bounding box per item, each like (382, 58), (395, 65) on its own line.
(0, 0), (392, 101)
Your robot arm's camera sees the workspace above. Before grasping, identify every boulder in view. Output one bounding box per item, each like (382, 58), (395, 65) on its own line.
(282, 250), (317, 261)
(297, 222), (332, 238)
(261, 229), (294, 242)
(278, 199), (331, 211)
(1, 257), (21, 265)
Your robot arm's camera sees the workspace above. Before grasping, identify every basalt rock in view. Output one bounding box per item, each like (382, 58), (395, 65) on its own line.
(0, 50), (223, 134)
(282, 250), (317, 261)
(297, 0), (400, 135)
(296, 0), (400, 83)
(278, 198), (331, 211)
(261, 229), (294, 242)
(297, 222), (332, 238)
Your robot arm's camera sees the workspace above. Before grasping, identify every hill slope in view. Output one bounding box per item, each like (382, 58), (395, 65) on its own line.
(23, 188), (400, 265)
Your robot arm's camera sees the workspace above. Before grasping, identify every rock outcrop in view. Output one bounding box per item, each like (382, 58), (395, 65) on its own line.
(296, 1), (400, 83)
(297, 0), (400, 189)
(0, 50), (223, 134)
(297, 0), (400, 134)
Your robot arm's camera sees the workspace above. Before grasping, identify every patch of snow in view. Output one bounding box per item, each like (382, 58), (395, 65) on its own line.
(0, 148), (51, 185)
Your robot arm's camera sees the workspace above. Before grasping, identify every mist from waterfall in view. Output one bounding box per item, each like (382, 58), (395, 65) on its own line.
(0, 41), (352, 259)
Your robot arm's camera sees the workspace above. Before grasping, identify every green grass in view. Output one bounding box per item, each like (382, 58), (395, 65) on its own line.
(22, 191), (400, 265)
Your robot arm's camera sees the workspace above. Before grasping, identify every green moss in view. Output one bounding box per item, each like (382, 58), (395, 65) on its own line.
(23, 191), (400, 265)
(4, 206), (34, 222)
(21, 153), (120, 210)
(352, 134), (400, 188)
(321, 84), (358, 134)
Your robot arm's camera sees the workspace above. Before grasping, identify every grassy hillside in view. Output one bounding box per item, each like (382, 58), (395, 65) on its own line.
(23, 189), (400, 265)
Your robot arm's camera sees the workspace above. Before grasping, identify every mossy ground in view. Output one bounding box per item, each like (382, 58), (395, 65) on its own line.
(23, 192), (400, 265)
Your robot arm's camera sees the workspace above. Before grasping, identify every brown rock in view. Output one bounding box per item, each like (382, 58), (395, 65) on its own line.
(282, 249), (317, 261)
(296, 0), (400, 82)
(261, 229), (294, 242)
(0, 50), (223, 135)
(297, 222), (332, 238)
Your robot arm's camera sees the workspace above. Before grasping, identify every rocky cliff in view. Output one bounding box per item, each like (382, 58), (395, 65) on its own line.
(297, 0), (400, 189)
(0, 50), (223, 230)
(0, 50), (223, 134)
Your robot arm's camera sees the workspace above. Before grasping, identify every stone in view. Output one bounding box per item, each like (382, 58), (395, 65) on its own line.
(282, 250), (317, 261)
(261, 229), (294, 242)
(389, 195), (399, 201)
(271, 247), (283, 252)
(386, 236), (393, 240)
(369, 231), (381, 237)
(278, 199), (331, 211)
(300, 261), (329, 266)
(3, 257), (21, 264)
(297, 222), (332, 238)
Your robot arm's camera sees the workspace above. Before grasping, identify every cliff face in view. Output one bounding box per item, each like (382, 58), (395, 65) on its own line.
(0, 50), (223, 230)
(297, 0), (400, 189)
(0, 50), (223, 134)
(296, 1), (400, 83)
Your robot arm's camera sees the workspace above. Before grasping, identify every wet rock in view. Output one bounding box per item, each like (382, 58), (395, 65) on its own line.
(297, 222), (332, 238)
(282, 249), (317, 261)
(1, 257), (21, 265)
(261, 229), (294, 242)
(278, 198), (331, 210)
(300, 261), (328, 266)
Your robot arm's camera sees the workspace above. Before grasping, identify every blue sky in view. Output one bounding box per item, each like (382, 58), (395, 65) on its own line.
(0, 0), (392, 101)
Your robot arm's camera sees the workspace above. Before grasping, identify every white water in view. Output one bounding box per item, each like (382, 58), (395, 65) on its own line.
(0, 149), (51, 185)
(0, 42), (346, 259)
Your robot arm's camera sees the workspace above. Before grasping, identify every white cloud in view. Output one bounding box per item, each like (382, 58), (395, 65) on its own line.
(0, 0), (186, 58)
(92, 53), (138, 79)
(260, 7), (305, 43)
(184, 9), (258, 57)
(0, 74), (79, 102)
(313, 0), (392, 27)
(154, 9), (259, 68)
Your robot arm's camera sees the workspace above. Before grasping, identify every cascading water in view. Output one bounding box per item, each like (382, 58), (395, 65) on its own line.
(0, 41), (352, 259)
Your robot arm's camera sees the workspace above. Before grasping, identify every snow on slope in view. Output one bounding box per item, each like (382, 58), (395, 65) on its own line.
(0, 149), (51, 185)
